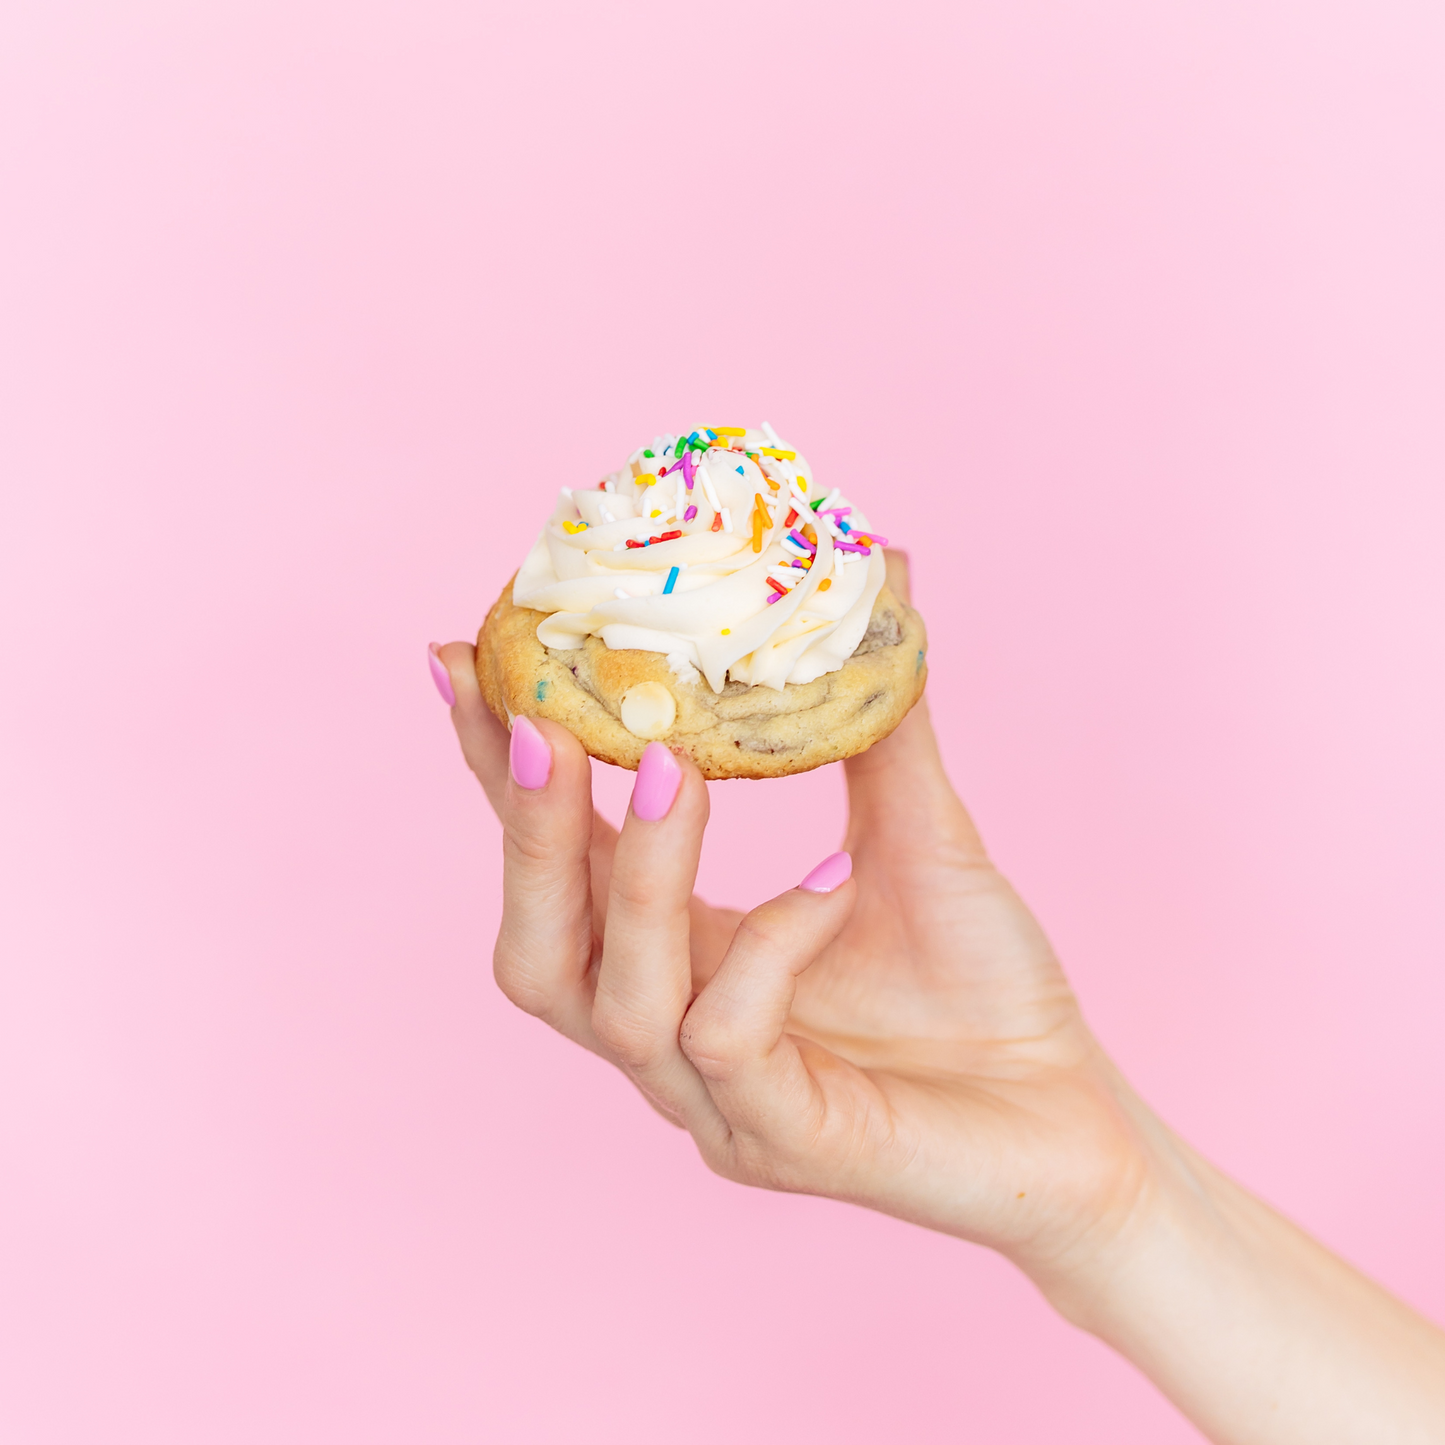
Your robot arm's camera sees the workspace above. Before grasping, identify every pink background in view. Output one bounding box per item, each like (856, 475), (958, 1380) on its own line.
(3, 2), (1443, 1441)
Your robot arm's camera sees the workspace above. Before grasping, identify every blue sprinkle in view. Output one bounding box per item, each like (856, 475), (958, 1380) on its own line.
(687, 430), (699, 443)
(535, 678), (550, 701)
(663, 566), (679, 595)
(839, 521), (852, 533)
(705, 428), (717, 440)
(735, 465), (744, 475)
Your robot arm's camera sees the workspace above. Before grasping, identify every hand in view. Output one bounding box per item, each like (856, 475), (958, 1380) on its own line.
(432, 554), (1445, 1444)
(433, 556), (1155, 1290)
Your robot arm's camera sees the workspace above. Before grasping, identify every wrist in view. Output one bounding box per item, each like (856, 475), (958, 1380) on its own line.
(1002, 1065), (1231, 1330)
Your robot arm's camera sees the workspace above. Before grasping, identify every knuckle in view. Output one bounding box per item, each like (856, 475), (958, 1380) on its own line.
(491, 939), (552, 1020)
(590, 997), (666, 1071)
(678, 1013), (736, 1081)
(503, 824), (560, 868)
(731, 906), (791, 953)
(607, 873), (670, 914)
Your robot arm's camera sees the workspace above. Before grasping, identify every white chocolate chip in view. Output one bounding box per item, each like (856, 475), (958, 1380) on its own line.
(619, 681), (677, 740)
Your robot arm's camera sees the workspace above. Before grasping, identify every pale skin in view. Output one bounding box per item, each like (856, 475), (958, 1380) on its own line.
(434, 554), (1445, 1445)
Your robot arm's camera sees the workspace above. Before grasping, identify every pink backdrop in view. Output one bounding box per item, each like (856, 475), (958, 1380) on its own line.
(3, 2), (1443, 1441)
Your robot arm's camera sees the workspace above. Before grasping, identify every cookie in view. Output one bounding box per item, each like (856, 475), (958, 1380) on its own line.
(477, 575), (927, 779)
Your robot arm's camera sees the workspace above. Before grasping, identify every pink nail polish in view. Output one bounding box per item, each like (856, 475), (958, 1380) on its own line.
(799, 851), (852, 894)
(631, 742), (682, 822)
(428, 644), (456, 707)
(509, 715), (552, 790)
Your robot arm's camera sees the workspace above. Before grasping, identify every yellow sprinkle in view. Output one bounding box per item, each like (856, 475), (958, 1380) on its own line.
(714, 426), (746, 437)
(760, 447), (796, 460)
(817, 578), (831, 592)
(637, 472), (657, 486)
(721, 627), (731, 635)
(796, 476), (808, 492)
(651, 510), (661, 518)
(561, 520), (588, 534)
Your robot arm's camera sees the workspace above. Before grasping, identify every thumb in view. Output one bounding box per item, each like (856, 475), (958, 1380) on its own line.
(679, 853), (855, 1155)
(844, 550), (986, 862)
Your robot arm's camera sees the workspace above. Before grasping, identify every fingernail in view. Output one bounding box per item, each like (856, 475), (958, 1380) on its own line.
(509, 715), (552, 790)
(799, 851), (852, 893)
(631, 742), (682, 822)
(428, 644), (456, 707)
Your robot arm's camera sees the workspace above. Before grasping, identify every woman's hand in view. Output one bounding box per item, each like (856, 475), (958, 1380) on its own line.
(433, 557), (1154, 1289)
(432, 553), (1445, 1445)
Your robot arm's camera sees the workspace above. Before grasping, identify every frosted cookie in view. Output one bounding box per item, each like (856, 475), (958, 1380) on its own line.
(476, 424), (927, 779)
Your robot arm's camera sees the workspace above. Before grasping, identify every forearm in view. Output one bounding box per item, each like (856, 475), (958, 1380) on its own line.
(1034, 1124), (1445, 1445)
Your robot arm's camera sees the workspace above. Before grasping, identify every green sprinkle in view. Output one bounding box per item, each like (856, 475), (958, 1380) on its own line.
(535, 678), (550, 702)
(810, 495), (826, 511)
(915, 651), (925, 672)
(643, 449), (654, 458)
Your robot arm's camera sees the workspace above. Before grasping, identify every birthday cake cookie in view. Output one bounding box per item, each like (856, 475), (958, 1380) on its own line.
(476, 424), (927, 779)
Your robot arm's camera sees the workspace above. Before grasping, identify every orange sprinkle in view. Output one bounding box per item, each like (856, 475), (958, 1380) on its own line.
(817, 578), (832, 592)
(751, 493), (768, 553)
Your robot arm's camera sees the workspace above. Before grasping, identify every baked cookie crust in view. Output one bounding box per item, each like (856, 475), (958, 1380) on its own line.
(477, 576), (927, 780)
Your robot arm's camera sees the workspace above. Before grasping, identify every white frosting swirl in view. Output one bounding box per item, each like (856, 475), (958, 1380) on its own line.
(511, 425), (888, 693)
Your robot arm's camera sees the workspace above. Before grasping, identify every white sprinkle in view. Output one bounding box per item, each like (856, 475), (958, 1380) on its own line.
(614, 587), (630, 599)
(613, 541), (627, 551)
(700, 470), (721, 513)
(761, 420), (782, 446)
(560, 487), (573, 499)
(600, 508), (615, 523)
(604, 479), (615, 493)
(721, 507), (733, 534)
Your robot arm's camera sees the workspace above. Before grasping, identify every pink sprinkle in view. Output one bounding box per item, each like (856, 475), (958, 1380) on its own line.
(765, 591), (783, 604)
(834, 541), (872, 554)
(683, 505), (698, 521)
(681, 452), (696, 490)
(822, 506), (852, 518)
